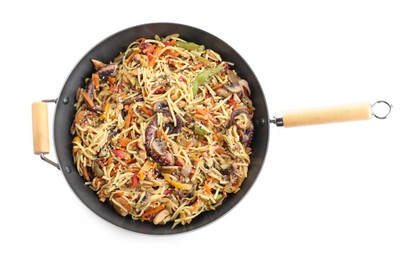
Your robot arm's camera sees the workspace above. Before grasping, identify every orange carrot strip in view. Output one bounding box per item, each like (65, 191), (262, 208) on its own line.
(81, 90), (95, 108)
(92, 73), (99, 87)
(126, 50), (141, 64)
(213, 132), (219, 142)
(108, 76), (116, 83)
(204, 181), (213, 196)
(194, 114), (209, 125)
(141, 205), (165, 221)
(191, 62), (204, 70)
(185, 141), (193, 151)
(118, 138), (133, 147)
(192, 200), (199, 213)
(211, 84), (223, 91)
(140, 104), (152, 116)
(215, 146), (228, 155)
(148, 47), (162, 67)
(124, 104), (134, 129)
(196, 108), (217, 123)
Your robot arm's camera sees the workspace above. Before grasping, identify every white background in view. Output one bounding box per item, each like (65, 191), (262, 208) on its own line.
(1, 0), (416, 259)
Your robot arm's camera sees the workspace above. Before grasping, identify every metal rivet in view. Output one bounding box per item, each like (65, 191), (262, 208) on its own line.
(65, 165), (71, 173)
(254, 118), (266, 127)
(63, 97), (70, 105)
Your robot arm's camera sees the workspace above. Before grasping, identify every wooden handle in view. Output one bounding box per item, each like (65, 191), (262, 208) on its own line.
(283, 102), (371, 127)
(32, 102), (50, 155)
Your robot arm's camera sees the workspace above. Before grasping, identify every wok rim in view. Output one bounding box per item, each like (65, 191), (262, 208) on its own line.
(53, 22), (270, 235)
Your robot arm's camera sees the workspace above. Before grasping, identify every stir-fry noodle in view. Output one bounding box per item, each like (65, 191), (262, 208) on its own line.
(71, 34), (255, 227)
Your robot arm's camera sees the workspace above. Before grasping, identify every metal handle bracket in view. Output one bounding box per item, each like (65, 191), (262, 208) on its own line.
(32, 98), (60, 170)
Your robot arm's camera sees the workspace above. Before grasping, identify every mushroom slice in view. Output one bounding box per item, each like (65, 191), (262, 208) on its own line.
(151, 138), (168, 156)
(153, 100), (169, 113)
(224, 83), (242, 94)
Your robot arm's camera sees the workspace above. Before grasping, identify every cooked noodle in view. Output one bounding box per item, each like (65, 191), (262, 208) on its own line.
(71, 34), (255, 227)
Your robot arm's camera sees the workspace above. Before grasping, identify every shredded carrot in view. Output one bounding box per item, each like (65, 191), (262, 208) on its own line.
(92, 73), (99, 88)
(148, 47), (162, 67)
(192, 200), (199, 213)
(81, 90), (95, 108)
(196, 108), (217, 123)
(141, 205), (165, 221)
(124, 104), (134, 129)
(185, 141), (193, 151)
(194, 114), (209, 125)
(213, 132), (219, 142)
(126, 50), (141, 64)
(211, 84), (223, 91)
(164, 38), (177, 46)
(140, 104), (152, 116)
(118, 138), (133, 147)
(204, 181), (213, 196)
(108, 76), (116, 83)
(106, 157), (113, 165)
(215, 146), (228, 155)
(191, 62), (204, 70)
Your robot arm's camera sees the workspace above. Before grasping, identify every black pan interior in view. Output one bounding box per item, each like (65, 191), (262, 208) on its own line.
(54, 23), (269, 234)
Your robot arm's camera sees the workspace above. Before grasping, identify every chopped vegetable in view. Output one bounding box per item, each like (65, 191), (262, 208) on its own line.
(196, 108), (217, 123)
(141, 205), (165, 221)
(138, 160), (154, 181)
(164, 38), (176, 46)
(131, 173), (138, 188)
(124, 104), (134, 129)
(118, 138), (133, 147)
(112, 149), (125, 159)
(191, 64), (224, 97)
(92, 73), (99, 87)
(163, 174), (192, 190)
(99, 101), (110, 120)
(174, 41), (205, 51)
(81, 90), (95, 108)
(228, 97), (236, 108)
(194, 125), (208, 136)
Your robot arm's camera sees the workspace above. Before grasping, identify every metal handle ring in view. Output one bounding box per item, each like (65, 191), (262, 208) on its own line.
(371, 100), (392, 119)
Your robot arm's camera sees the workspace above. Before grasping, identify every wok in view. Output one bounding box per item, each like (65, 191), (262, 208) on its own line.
(31, 23), (391, 235)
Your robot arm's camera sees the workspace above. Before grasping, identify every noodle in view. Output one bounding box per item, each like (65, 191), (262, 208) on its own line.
(71, 34), (255, 227)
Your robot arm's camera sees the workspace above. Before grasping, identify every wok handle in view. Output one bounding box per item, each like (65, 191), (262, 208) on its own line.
(32, 100), (60, 169)
(270, 101), (392, 127)
(32, 102), (50, 154)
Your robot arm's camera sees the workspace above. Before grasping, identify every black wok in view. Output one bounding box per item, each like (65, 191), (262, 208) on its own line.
(32, 23), (390, 235)
(32, 23), (269, 235)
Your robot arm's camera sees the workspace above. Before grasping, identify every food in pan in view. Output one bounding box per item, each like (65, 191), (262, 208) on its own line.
(71, 34), (254, 227)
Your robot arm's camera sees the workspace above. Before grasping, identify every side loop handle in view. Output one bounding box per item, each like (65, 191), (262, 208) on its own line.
(371, 100), (392, 119)
(32, 99), (60, 170)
